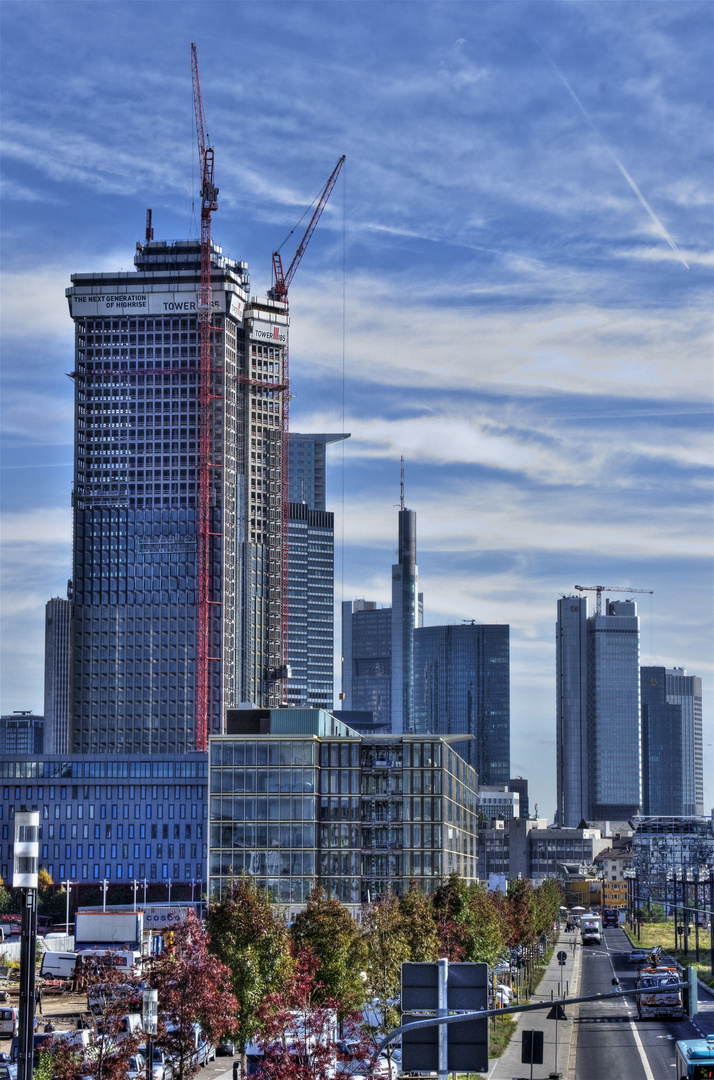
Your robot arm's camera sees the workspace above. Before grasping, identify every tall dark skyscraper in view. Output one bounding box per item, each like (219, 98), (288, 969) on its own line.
(641, 666), (703, 817)
(44, 596), (71, 753)
(413, 622), (510, 784)
(556, 595), (642, 826)
(341, 600), (393, 726)
(66, 237), (288, 752)
(286, 433), (347, 710)
(391, 504), (419, 734)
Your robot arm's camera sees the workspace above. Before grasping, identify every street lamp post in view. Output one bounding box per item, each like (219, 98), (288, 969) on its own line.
(133, 880), (139, 913)
(63, 880), (73, 936)
(143, 878), (148, 906)
(101, 878), (109, 913)
(167, 880), (172, 904)
(14, 810), (39, 1080)
(142, 989), (158, 1080)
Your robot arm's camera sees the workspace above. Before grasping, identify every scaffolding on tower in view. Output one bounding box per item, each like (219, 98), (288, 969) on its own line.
(268, 154), (345, 703)
(191, 44), (220, 751)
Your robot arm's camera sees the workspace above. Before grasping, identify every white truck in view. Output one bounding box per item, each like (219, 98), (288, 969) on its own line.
(580, 914), (602, 945)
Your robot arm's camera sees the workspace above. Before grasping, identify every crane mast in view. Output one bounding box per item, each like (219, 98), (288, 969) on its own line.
(269, 155), (345, 703)
(574, 584), (654, 616)
(191, 43), (219, 751)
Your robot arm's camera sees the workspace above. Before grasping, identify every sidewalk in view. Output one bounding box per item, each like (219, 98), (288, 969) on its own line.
(487, 931), (581, 1080)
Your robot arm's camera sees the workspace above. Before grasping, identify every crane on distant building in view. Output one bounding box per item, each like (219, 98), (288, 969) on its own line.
(574, 584), (654, 616)
(268, 155), (345, 702)
(191, 43), (220, 751)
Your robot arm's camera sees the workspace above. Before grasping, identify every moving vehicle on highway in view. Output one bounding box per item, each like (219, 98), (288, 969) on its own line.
(675, 1033), (714, 1079)
(636, 963), (683, 1020)
(580, 914), (602, 945)
(602, 907), (619, 927)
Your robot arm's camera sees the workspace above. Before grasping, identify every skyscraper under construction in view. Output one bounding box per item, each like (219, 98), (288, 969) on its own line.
(66, 237), (289, 753)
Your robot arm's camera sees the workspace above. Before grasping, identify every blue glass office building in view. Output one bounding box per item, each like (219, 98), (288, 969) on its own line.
(641, 666), (703, 817)
(413, 622), (510, 784)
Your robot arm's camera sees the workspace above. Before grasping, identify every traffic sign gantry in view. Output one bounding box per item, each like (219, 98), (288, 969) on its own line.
(401, 961), (489, 1074)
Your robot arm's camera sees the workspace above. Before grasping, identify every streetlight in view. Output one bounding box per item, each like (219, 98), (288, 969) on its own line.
(63, 880), (74, 936)
(142, 988), (158, 1080)
(14, 810), (39, 1080)
(167, 879), (172, 904)
(133, 880), (139, 913)
(142, 878), (148, 906)
(101, 878), (109, 912)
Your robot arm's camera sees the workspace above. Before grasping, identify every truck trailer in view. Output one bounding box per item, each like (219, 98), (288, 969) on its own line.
(74, 910), (144, 949)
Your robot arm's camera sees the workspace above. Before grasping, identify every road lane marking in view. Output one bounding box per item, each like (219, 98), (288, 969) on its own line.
(629, 1020), (656, 1080)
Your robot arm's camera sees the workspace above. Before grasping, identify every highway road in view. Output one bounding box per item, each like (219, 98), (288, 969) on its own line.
(575, 926), (714, 1079)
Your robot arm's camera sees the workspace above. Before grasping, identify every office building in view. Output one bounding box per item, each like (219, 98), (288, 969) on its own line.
(286, 433), (347, 711)
(341, 600), (393, 727)
(632, 815), (714, 899)
(0, 753), (207, 887)
(209, 708), (480, 916)
(413, 622), (510, 784)
(556, 595), (642, 826)
(508, 777), (529, 819)
(66, 237), (288, 753)
(391, 503), (419, 734)
(0, 713), (44, 755)
(44, 597), (71, 753)
(641, 667), (703, 817)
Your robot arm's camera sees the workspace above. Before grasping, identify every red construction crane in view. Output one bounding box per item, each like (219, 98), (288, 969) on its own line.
(268, 155), (345, 703)
(191, 43), (220, 751)
(574, 584), (653, 616)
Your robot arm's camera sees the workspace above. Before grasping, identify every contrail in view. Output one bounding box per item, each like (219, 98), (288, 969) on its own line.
(544, 52), (690, 270)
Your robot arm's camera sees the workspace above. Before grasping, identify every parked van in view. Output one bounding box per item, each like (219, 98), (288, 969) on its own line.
(0, 1008), (18, 1036)
(39, 952), (77, 980)
(96, 1014), (142, 1043)
(10, 1029), (92, 1064)
(78, 948), (139, 973)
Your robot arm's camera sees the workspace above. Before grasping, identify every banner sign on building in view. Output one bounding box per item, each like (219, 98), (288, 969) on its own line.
(249, 319), (288, 346)
(69, 290), (236, 318)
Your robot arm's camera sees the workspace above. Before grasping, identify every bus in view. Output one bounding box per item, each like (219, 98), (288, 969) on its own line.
(675, 1034), (714, 1079)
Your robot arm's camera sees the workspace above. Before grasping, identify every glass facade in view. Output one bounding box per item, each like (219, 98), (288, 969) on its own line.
(342, 602), (393, 727)
(391, 508), (418, 734)
(208, 714), (480, 915)
(44, 598), (71, 754)
(285, 434), (346, 711)
(641, 667), (703, 817)
(0, 753), (207, 886)
(66, 239), (289, 753)
(413, 622), (510, 785)
(557, 596), (642, 825)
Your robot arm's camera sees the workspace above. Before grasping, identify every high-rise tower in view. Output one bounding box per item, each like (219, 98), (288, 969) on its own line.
(286, 432), (348, 710)
(556, 595), (642, 825)
(391, 500), (419, 735)
(413, 622), (510, 783)
(66, 237), (288, 753)
(43, 596), (71, 753)
(641, 666), (703, 817)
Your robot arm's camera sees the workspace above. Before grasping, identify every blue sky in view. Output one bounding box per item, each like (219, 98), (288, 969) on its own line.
(1, 1), (712, 822)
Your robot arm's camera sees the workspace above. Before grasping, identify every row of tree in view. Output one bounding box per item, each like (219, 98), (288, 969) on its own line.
(35, 873), (561, 1080)
(206, 874), (563, 1077)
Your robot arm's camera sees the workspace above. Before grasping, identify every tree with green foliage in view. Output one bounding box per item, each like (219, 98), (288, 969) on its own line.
(361, 894), (410, 1077)
(505, 878), (536, 947)
(398, 881), (440, 962)
(290, 887), (368, 1017)
(432, 874), (472, 960)
(206, 876), (293, 1080)
(533, 878), (563, 939)
(465, 883), (508, 966)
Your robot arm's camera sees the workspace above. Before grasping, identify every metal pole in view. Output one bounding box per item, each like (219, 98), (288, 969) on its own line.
(17, 888), (37, 1080)
(710, 871), (714, 978)
(437, 957), (448, 1080)
(64, 881), (71, 936)
(684, 872), (689, 957)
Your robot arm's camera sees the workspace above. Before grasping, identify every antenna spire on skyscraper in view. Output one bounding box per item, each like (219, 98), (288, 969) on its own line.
(400, 455), (405, 511)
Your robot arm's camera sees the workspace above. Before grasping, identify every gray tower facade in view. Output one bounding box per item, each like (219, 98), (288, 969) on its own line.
(556, 595), (642, 825)
(341, 600), (392, 726)
(641, 666), (703, 817)
(66, 237), (288, 753)
(286, 433), (347, 711)
(44, 596), (71, 753)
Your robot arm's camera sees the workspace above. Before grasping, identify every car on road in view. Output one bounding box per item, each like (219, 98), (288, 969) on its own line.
(628, 949), (649, 965)
(216, 1041), (237, 1057)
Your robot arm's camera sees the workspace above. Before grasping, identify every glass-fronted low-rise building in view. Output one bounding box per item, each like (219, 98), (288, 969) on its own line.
(208, 708), (480, 916)
(0, 754), (207, 888)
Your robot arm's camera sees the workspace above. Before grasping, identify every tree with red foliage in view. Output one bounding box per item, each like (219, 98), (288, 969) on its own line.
(149, 910), (238, 1080)
(432, 873), (471, 960)
(253, 951), (370, 1080)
